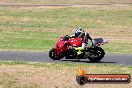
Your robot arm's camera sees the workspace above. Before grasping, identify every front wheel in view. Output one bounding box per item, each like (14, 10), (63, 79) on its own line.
(87, 47), (105, 63)
(49, 48), (62, 60)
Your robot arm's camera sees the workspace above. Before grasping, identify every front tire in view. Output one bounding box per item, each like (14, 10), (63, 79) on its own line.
(87, 47), (105, 62)
(49, 48), (61, 60)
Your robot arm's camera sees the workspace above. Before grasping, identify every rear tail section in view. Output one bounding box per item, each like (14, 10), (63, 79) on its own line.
(93, 38), (108, 46)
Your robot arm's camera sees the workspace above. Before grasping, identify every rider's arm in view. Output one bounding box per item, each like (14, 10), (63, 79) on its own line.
(70, 35), (76, 38)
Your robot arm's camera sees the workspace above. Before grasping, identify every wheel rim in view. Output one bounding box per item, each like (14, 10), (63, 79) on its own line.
(88, 49), (103, 58)
(51, 50), (57, 58)
(51, 51), (55, 57)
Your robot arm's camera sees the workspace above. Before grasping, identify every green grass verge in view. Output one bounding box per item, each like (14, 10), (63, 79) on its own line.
(0, 6), (132, 53)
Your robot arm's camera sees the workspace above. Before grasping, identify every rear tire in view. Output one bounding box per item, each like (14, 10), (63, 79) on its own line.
(49, 48), (61, 60)
(87, 47), (105, 63)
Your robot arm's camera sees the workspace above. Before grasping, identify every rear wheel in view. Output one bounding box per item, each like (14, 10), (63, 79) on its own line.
(87, 47), (105, 62)
(49, 48), (62, 60)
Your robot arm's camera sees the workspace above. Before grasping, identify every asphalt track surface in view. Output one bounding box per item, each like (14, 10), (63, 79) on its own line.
(0, 51), (132, 66)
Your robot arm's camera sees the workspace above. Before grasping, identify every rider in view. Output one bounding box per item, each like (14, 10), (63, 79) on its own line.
(72, 28), (94, 53)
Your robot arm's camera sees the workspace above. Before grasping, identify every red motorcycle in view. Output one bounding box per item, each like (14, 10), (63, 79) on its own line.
(49, 35), (108, 62)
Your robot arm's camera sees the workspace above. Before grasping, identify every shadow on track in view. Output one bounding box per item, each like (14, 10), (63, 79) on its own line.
(61, 59), (117, 63)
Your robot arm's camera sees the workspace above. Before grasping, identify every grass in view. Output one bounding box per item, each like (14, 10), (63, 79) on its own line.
(0, 6), (132, 53)
(0, 0), (132, 5)
(0, 29), (58, 50)
(0, 61), (131, 88)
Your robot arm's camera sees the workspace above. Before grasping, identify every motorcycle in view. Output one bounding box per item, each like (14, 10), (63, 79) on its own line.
(49, 35), (108, 62)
